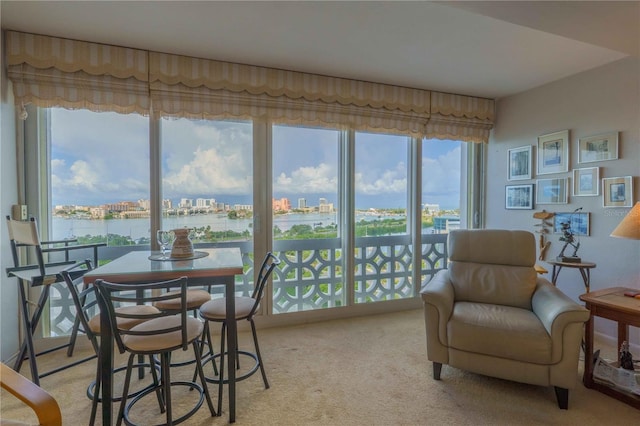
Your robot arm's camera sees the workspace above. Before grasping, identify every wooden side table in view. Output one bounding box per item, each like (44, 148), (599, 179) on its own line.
(547, 260), (596, 292)
(580, 287), (640, 409)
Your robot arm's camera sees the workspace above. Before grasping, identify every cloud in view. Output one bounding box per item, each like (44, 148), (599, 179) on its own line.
(274, 163), (338, 193)
(355, 161), (407, 194)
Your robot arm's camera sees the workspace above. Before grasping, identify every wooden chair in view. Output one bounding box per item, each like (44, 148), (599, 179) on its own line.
(0, 362), (62, 426)
(5, 216), (105, 385)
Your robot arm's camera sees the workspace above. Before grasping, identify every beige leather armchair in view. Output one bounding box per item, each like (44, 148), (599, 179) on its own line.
(421, 229), (589, 409)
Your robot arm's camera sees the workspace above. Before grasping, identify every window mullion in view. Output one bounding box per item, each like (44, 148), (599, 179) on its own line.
(341, 129), (355, 307)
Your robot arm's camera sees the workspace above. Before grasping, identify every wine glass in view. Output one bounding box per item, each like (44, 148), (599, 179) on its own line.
(156, 230), (175, 258)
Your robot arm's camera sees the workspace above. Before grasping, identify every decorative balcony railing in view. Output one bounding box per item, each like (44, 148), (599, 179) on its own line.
(47, 234), (448, 335)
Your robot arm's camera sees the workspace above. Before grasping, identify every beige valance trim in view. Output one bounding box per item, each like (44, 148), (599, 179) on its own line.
(149, 52), (430, 114)
(150, 83), (427, 138)
(430, 91), (495, 122)
(6, 31), (148, 81)
(8, 64), (149, 114)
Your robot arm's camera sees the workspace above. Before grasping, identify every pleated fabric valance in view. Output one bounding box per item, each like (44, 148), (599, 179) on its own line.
(5, 31), (495, 142)
(149, 52), (431, 138)
(5, 31), (149, 114)
(426, 92), (495, 143)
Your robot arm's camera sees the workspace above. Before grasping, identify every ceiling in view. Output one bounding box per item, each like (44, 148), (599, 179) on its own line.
(1, 1), (638, 99)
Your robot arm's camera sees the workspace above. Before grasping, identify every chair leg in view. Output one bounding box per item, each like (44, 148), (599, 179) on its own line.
(16, 281), (41, 385)
(433, 362), (442, 380)
(192, 341), (216, 417)
(217, 323), (226, 415)
(117, 355), (136, 426)
(161, 353), (172, 425)
(554, 387), (568, 409)
(250, 319), (269, 389)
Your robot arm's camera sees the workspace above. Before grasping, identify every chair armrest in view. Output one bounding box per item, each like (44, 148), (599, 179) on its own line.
(0, 363), (62, 426)
(421, 269), (455, 343)
(532, 278), (590, 345)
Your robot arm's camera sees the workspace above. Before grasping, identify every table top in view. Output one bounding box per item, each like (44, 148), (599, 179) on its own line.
(547, 260), (596, 268)
(83, 247), (243, 284)
(579, 287), (640, 315)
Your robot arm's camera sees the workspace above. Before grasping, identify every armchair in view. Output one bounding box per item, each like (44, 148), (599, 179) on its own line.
(421, 229), (589, 409)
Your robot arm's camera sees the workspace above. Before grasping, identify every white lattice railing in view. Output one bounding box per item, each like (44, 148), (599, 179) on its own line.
(48, 234), (448, 334)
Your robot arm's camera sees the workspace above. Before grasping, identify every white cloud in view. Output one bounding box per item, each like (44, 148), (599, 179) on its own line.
(356, 161), (407, 194)
(274, 163), (337, 193)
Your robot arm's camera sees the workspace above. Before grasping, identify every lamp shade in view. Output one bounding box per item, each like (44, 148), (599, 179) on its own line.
(610, 202), (640, 239)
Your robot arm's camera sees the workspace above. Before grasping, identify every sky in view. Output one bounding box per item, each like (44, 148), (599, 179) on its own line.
(51, 109), (461, 210)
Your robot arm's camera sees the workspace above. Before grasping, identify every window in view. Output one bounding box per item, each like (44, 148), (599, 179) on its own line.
(49, 109), (150, 246)
(354, 132), (411, 303)
(272, 125), (343, 312)
(160, 118), (253, 243)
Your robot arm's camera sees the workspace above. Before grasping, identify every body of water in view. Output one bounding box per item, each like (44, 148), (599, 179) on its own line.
(52, 212), (406, 241)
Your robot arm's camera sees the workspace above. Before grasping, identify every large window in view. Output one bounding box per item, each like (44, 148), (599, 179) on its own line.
(272, 125), (343, 312)
(50, 108), (150, 246)
(160, 118), (253, 244)
(30, 107), (473, 336)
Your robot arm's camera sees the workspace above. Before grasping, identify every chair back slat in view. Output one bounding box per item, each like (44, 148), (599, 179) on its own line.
(94, 276), (190, 353)
(248, 253), (280, 318)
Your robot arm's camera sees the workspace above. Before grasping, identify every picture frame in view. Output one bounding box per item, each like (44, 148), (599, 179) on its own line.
(578, 132), (618, 163)
(507, 145), (532, 181)
(553, 212), (590, 236)
(536, 178), (568, 204)
(505, 184), (534, 210)
(572, 167), (599, 196)
(603, 176), (633, 208)
(537, 130), (569, 175)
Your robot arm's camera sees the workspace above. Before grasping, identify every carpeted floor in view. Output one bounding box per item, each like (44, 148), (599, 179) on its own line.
(1, 309), (638, 425)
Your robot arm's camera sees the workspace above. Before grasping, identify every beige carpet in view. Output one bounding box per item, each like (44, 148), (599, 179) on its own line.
(1, 309), (638, 425)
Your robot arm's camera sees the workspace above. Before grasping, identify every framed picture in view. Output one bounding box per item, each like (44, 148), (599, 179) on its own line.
(508, 145), (532, 180)
(572, 167), (599, 196)
(536, 178), (568, 204)
(553, 212), (590, 236)
(578, 132), (618, 163)
(603, 176), (633, 208)
(505, 184), (534, 209)
(537, 130), (569, 175)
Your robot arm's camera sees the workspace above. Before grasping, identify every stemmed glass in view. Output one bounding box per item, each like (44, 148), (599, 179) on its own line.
(156, 230), (175, 259)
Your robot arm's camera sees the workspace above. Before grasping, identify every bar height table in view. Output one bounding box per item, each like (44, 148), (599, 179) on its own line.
(84, 247), (244, 424)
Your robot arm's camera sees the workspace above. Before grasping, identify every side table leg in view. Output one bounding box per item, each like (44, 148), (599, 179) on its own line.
(583, 307), (594, 388)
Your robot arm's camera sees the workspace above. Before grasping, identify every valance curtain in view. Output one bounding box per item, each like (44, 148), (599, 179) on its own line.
(149, 52), (431, 138)
(5, 31), (149, 114)
(5, 31), (495, 143)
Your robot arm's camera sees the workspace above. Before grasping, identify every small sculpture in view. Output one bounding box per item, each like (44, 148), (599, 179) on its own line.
(556, 207), (582, 263)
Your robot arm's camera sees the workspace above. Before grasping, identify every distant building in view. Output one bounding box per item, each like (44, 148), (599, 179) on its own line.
(179, 198), (193, 208)
(298, 198), (306, 209)
(319, 198), (328, 206)
(233, 204), (253, 211)
(433, 216), (460, 233)
(423, 203), (440, 215)
(273, 198), (291, 211)
(318, 202), (334, 213)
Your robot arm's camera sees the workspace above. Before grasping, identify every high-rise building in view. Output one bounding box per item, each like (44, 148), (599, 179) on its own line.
(319, 198), (327, 206)
(298, 198), (306, 209)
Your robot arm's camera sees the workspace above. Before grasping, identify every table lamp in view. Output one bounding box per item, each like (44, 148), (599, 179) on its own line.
(610, 202), (640, 240)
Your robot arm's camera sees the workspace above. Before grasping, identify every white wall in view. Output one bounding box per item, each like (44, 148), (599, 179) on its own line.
(1, 30), (20, 362)
(487, 57), (640, 345)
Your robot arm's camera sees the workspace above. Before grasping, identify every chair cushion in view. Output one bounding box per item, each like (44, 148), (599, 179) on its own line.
(88, 305), (161, 334)
(154, 289), (211, 311)
(199, 296), (256, 321)
(448, 301), (552, 364)
(123, 315), (203, 352)
(449, 262), (537, 310)
(448, 229), (536, 266)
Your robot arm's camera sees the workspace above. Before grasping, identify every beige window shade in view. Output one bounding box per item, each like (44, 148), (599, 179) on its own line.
(5, 31), (149, 114)
(5, 31), (495, 142)
(426, 92), (495, 143)
(149, 52), (431, 138)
